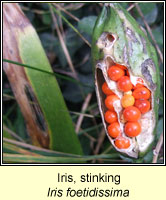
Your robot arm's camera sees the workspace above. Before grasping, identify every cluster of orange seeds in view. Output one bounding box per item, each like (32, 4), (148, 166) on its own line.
(102, 64), (151, 149)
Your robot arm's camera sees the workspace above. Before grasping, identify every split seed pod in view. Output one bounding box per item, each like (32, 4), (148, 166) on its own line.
(92, 3), (160, 158)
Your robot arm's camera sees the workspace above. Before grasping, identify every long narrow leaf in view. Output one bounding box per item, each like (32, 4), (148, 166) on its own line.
(3, 153), (120, 163)
(3, 3), (83, 155)
(3, 138), (120, 161)
(3, 59), (93, 88)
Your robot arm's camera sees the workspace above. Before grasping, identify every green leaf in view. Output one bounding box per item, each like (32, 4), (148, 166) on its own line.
(3, 152), (120, 163)
(136, 3), (158, 25)
(63, 73), (94, 103)
(142, 151), (153, 163)
(156, 118), (163, 140)
(152, 24), (163, 46)
(3, 126), (25, 142)
(3, 3), (83, 155)
(17, 26), (83, 154)
(51, 5), (91, 47)
(14, 107), (27, 140)
(42, 13), (52, 25)
(78, 16), (97, 36)
(119, 155), (133, 163)
(3, 127), (14, 140)
(158, 101), (163, 116)
(3, 138), (120, 163)
(3, 59), (92, 88)
(3, 153), (83, 163)
(120, 3), (129, 9)
(40, 29), (84, 68)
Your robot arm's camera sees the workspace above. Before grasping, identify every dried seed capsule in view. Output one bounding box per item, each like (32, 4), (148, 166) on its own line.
(92, 3), (160, 159)
(126, 70), (130, 77)
(133, 78), (144, 89)
(116, 64), (127, 70)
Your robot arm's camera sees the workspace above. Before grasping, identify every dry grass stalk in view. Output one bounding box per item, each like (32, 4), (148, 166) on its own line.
(75, 93), (92, 133)
(50, 6), (78, 80)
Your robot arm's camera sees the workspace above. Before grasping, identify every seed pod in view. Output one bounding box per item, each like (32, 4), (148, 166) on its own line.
(92, 3), (160, 158)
